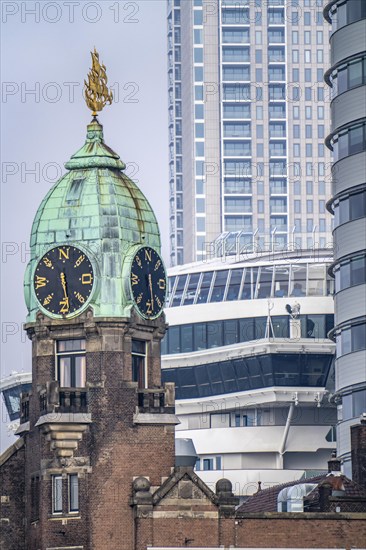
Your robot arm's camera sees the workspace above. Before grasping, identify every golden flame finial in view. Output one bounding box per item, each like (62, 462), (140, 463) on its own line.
(84, 48), (113, 117)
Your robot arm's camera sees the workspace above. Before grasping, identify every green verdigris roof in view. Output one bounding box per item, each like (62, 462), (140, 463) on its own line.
(24, 120), (161, 321)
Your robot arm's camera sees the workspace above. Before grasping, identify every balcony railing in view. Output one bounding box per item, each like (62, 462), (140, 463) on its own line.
(39, 382), (88, 416)
(59, 390), (88, 413)
(137, 383), (175, 414)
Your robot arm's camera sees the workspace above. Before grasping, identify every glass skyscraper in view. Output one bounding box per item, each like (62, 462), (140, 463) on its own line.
(167, 0), (333, 266)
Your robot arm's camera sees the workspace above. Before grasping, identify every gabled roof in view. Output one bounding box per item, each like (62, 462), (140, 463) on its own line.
(0, 438), (24, 467)
(152, 466), (218, 507)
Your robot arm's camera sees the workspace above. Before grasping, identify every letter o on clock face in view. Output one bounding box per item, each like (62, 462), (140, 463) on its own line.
(130, 246), (167, 319)
(33, 246), (94, 317)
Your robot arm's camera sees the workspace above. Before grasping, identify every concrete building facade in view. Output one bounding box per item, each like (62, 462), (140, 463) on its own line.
(167, 0), (333, 266)
(324, 0), (366, 477)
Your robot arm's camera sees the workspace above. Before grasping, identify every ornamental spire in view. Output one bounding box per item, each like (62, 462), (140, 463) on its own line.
(84, 48), (113, 118)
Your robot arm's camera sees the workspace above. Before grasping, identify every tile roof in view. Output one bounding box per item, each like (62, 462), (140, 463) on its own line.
(236, 473), (366, 513)
(237, 475), (324, 513)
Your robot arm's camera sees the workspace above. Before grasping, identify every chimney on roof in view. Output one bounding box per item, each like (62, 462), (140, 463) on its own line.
(254, 481), (262, 495)
(351, 413), (366, 487)
(328, 450), (342, 474)
(318, 480), (332, 512)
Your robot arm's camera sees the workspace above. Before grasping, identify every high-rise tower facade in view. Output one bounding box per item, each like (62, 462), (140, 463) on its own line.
(167, 0), (333, 266)
(324, 0), (366, 477)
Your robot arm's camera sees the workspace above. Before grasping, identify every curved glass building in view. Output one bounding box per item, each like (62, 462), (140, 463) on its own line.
(162, 247), (337, 495)
(324, 0), (366, 477)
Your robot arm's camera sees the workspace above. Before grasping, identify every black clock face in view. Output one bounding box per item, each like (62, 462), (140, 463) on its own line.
(34, 246), (94, 316)
(130, 246), (167, 319)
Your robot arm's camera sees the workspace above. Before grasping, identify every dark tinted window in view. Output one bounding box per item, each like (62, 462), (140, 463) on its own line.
(162, 353), (332, 399)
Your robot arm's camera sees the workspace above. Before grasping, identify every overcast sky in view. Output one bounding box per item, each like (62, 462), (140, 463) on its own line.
(1, 0), (169, 445)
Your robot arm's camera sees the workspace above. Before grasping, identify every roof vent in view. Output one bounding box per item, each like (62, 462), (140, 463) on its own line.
(277, 483), (318, 512)
(175, 438), (197, 468)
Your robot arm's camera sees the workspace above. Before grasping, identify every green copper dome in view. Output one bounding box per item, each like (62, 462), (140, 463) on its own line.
(24, 120), (161, 321)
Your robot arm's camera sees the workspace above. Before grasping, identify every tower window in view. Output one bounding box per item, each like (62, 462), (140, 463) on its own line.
(52, 475), (63, 514)
(69, 474), (79, 513)
(56, 339), (86, 388)
(132, 340), (147, 389)
(52, 474), (79, 515)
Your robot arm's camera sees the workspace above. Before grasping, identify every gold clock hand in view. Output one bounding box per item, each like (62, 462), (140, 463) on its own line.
(60, 272), (69, 312)
(148, 273), (154, 309)
(60, 273), (68, 299)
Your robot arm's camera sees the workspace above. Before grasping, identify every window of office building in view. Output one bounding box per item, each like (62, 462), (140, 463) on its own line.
(294, 181), (301, 195)
(270, 198), (287, 213)
(333, 189), (366, 226)
(331, 123), (366, 161)
(269, 66), (285, 81)
(268, 84), (286, 101)
(268, 46), (285, 62)
(305, 68), (312, 82)
(334, 254), (366, 293)
(222, 28), (250, 44)
(342, 390), (366, 422)
(224, 178), (252, 194)
(223, 65), (250, 82)
(268, 28), (285, 43)
(223, 103), (251, 119)
(224, 197), (252, 213)
(223, 83), (250, 101)
(268, 7), (284, 24)
(225, 215), (252, 232)
(224, 141), (251, 156)
(336, 322), (366, 358)
(269, 103), (286, 118)
(222, 46), (250, 63)
(270, 141), (286, 156)
(221, 7), (250, 25)
(305, 106), (312, 119)
(270, 179), (287, 194)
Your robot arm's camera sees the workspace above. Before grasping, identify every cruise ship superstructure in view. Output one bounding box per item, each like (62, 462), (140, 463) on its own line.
(162, 246), (336, 495)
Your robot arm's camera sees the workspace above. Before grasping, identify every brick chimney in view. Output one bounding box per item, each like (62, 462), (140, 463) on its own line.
(328, 450), (341, 473)
(351, 413), (366, 487)
(318, 481), (332, 512)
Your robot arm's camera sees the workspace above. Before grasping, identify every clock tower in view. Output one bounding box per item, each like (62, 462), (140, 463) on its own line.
(19, 50), (178, 550)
